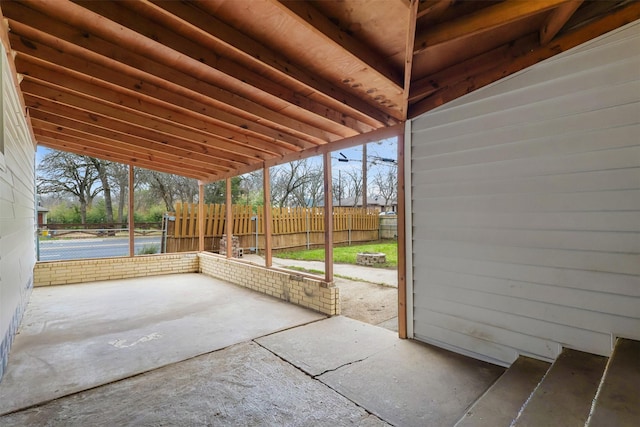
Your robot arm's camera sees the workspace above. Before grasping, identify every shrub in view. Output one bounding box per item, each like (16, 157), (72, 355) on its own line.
(137, 244), (160, 255)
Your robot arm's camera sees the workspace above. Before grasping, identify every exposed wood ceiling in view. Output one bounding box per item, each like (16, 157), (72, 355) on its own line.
(1, 0), (638, 181)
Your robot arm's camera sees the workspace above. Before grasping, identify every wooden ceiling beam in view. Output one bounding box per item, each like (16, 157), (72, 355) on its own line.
(409, 1), (640, 118)
(6, 1), (338, 144)
(29, 111), (239, 172)
(5, 26), (314, 151)
(31, 117), (231, 174)
(36, 134), (210, 180)
(268, 0), (404, 90)
(74, 0), (371, 136)
(207, 124), (405, 183)
(417, 0), (455, 20)
(402, 0), (420, 120)
(132, 0), (394, 128)
(414, 0), (568, 54)
(409, 33), (537, 103)
(29, 109), (247, 173)
(22, 79), (270, 163)
(23, 93), (255, 169)
(34, 130), (220, 180)
(17, 57), (294, 157)
(540, 1), (584, 45)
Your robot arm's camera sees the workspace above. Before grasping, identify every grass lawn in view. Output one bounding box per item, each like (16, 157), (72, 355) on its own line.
(277, 241), (397, 268)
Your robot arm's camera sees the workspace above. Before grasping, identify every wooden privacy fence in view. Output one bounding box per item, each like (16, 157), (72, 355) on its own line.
(165, 203), (380, 253)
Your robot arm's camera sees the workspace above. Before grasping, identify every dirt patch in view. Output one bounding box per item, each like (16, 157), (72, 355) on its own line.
(335, 277), (397, 328)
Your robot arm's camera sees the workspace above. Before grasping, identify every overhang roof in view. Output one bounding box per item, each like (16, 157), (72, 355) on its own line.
(1, 0), (638, 181)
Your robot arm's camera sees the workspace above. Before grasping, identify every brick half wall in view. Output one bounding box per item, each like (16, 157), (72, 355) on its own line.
(198, 253), (339, 316)
(32, 253), (339, 316)
(33, 253), (199, 286)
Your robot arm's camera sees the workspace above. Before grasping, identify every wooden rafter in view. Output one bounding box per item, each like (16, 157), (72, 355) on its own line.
(22, 80), (268, 164)
(35, 135), (210, 180)
(409, 1), (640, 118)
(24, 93), (255, 173)
(18, 59), (294, 157)
(402, 0), (420, 120)
(134, 0), (394, 128)
(209, 125), (404, 183)
(417, 0), (455, 20)
(0, 0), (631, 183)
(30, 117), (232, 174)
(8, 0), (340, 142)
(540, 0), (584, 45)
(270, 0), (404, 90)
(6, 26), (315, 151)
(414, 0), (568, 54)
(74, 0), (373, 136)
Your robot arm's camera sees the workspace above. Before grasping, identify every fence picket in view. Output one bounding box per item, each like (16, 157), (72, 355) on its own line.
(168, 203), (381, 251)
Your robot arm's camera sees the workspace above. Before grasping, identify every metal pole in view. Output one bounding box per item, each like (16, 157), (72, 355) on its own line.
(161, 214), (167, 253)
(254, 215), (258, 253)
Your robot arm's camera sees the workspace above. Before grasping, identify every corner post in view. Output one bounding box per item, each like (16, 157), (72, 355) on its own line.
(263, 166), (273, 267)
(128, 164), (134, 257)
(323, 151), (334, 282)
(225, 177), (233, 259)
(198, 181), (205, 252)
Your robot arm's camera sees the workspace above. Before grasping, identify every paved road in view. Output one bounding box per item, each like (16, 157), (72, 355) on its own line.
(38, 236), (162, 261)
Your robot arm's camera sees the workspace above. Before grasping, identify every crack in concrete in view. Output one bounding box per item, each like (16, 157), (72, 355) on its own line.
(252, 340), (392, 425)
(313, 356), (369, 378)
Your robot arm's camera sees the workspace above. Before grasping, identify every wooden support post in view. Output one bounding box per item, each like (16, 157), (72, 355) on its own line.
(397, 132), (408, 339)
(263, 166), (273, 267)
(225, 177), (232, 259)
(323, 151), (334, 282)
(198, 181), (204, 252)
(128, 164), (134, 257)
(362, 143), (367, 209)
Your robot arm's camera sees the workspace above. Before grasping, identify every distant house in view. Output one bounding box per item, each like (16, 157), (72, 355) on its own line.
(336, 196), (397, 213)
(37, 203), (48, 227)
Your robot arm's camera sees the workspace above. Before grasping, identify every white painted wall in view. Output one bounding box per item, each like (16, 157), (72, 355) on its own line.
(0, 42), (36, 380)
(410, 22), (640, 366)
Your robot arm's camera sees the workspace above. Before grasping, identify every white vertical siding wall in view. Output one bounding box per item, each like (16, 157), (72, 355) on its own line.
(410, 22), (640, 366)
(0, 43), (36, 380)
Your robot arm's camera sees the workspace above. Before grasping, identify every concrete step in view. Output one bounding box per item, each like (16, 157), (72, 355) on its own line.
(455, 356), (550, 427)
(587, 338), (640, 427)
(511, 348), (608, 427)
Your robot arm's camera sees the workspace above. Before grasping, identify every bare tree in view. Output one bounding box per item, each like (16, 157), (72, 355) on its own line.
(344, 168), (363, 207)
(371, 165), (398, 212)
(270, 160), (322, 207)
(138, 170), (198, 211)
(332, 169), (348, 207)
(37, 151), (100, 224)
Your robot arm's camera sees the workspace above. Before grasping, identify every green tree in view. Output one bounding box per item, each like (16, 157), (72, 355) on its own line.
(37, 151), (101, 224)
(204, 177), (243, 204)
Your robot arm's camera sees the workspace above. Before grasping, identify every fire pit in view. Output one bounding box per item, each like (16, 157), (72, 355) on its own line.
(356, 252), (386, 266)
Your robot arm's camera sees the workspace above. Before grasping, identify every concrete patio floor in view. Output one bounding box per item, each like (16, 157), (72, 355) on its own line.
(0, 273), (504, 426)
